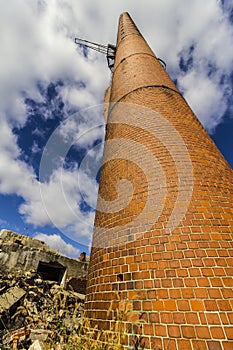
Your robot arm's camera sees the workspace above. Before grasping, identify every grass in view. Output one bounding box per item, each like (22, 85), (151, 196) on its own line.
(10, 291), (145, 350)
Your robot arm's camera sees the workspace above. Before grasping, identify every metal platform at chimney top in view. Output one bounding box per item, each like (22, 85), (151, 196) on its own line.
(75, 38), (116, 72)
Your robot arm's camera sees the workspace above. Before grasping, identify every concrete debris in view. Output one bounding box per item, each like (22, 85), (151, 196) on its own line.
(28, 339), (46, 350)
(0, 230), (88, 350)
(0, 270), (85, 348)
(0, 286), (26, 313)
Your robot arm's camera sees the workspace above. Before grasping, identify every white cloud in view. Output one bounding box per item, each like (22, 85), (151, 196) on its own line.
(34, 232), (80, 258)
(1, 0), (231, 131)
(0, 121), (97, 246)
(179, 68), (229, 132)
(17, 166), (96, 245)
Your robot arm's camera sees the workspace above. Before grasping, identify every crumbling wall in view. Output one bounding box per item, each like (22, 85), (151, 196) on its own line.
(0, 230), (88, 286)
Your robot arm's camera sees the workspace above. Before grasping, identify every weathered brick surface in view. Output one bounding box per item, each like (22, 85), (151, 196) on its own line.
(85, 12), (233, 349)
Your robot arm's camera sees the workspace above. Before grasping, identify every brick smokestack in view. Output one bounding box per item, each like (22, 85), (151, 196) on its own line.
(85, 12), (233, 349)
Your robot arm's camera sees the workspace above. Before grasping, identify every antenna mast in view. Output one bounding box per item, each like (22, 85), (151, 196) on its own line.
(75, 38), (116, 72)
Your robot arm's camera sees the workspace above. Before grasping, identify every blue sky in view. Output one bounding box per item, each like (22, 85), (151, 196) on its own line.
(0, 0), (232, 257)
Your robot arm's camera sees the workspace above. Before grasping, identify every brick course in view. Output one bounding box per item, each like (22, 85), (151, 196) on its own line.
(85, 12), (233, 349)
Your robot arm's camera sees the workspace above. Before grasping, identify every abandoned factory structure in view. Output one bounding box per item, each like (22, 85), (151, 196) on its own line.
(0, 229), (88, 292)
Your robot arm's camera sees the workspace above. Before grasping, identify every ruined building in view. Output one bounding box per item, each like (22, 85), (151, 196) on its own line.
(85, 12), (233, 349)
(0, 229), (88, 292)
(0, 230), (89, 347)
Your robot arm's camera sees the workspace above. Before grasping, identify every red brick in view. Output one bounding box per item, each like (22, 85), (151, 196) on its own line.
(162, 278), (172, 288)
(181, 288), (194, 299)
(181, 260), (192, 268)
(199, 312), (208, 325)
(227, 313), (233, 323)
(192, 340), (208, 350)
(177, 339), (192, 350)
(143, 324), (154, 336)
(155, 325), (166, 336)
(144, 279), (153, 288)
(157, 289), (169, 299)
(173, 312), (185, 324)
(155, 270), (165, 278)
(181, 326), (195, 338)
(222, 278), (233, 287)
(157, 260), (168, 269)
(135, 280), (143, 289)
(225, 327), (233, 340)
(168, 325), (181, 338)
(147, 290), (156, 299)
(170, 288), (181, 298)
(210, 327), (225, 339)
(204, 258), (215, 266)
(177, 269), (188, 277)
(222, 341), (233, 350)
(185, 278), (197, 287)
(173, 278), (184, 287)
(149, 312), (159, 323)
(213, 268), (225, 276)
(133, 301), (141, 311)
(206, 313), (221, 325)
(222, 288), (233, 298)
(151, 337), (163, 350)
(170, 260), (180, 268)
(160, 312), (173, 323)
(211, 278), (223, 287)
(139, 312), (148, 323)
(177, 300), (190, 311)
(190, 268), (201, 277)
(195, 288), (208, 298)
(220, 313), (229, 324)
(152, 300), (163, 311)
(202, 268), (214, 276)
(207, 341), (222, 350)
(198, 278), (210, 287)
(164, 300), (177, 311)
(196, 326), (211, 339)
(142, 301), (152, 311)
(141, 337), (150, 350)
(137, 290), (147, 299)
(186, 312), (199, 324)
(163, 339), (176, 350)
(208, 288), (222, 299)
(218, 300), (231, 311)
(190, 300), (204, 311)
(204, 300), (218, 311)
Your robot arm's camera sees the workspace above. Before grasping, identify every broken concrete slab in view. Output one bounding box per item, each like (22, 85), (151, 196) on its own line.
(0, 286), (26, 313)
(28, 339), (46, 350)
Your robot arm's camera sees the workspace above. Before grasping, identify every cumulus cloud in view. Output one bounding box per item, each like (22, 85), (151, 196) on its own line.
(1, 0), (232, 130)
(0, 0), (232, 247)
(17, 165), (97, 246)
(34, 232), (80, 258)
(0, 0), (108, 127)
(0, 119), (98, 246)
(179, 68), (230, 132)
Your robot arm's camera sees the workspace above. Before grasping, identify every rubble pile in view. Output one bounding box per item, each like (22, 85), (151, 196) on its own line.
(0, 270), (85, 349)
(0, 230), (89, 290)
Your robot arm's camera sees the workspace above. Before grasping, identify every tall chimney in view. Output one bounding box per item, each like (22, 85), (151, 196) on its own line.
(86, 12), (233, 350)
